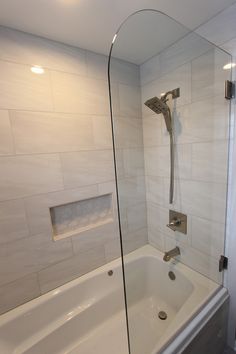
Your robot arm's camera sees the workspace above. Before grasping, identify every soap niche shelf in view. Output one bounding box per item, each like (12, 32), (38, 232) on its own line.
(50, 193), (114, 241)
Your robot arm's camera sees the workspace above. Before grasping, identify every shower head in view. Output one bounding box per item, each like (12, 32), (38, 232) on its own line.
(144, 96), (172, 133)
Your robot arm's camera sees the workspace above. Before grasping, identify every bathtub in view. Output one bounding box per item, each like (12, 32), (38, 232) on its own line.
(0, 245), (228, 354)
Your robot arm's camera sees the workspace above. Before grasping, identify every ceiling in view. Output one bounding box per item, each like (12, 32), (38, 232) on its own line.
(0, 0), (235, 57)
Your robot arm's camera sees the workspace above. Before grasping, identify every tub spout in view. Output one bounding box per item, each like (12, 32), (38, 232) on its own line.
(163, 247), (180, 262)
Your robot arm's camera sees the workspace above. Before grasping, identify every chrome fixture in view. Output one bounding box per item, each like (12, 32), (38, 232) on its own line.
(158, 311), (167, 320)
(167, 210), (187, 234)
(168, 271), (176, 280)
(163, 246), (180, 262)
(144, 88), (180, 204)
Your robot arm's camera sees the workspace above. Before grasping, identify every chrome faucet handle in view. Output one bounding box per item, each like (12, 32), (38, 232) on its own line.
(167, 218), (181, 228)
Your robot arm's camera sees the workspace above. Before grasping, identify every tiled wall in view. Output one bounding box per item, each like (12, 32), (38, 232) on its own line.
(0, 26), (147, 313)
(140, 32), (231, 283)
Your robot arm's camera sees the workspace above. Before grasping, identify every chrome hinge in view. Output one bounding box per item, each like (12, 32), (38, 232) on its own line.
(219, 255), (228, 272)
(225, 80), (235, 99)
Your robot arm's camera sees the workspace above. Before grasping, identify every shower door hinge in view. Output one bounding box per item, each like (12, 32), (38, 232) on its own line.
(219, 255), (228, 272)
(225, 80), (235, 99)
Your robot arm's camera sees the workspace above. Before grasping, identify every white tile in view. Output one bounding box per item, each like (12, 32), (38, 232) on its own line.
(148, 231), (165, 252)
(0, 154), (64, 201)
(192, 141), (228, 183)
(0, 199), (29, 244)
(123, 148), (145, 177)
(145, 175), (165, 206)
(0, 233), (73, 286)
(118, 84), (142, 118)
(114, 116), (143, 148)
(164, 179), (227, 223)
(92, 115), (113, 149)
(140, 54), (161, 86)
(60, 150), (114, 189)
(170, 96), (230, 144)
(142, 115), (163, 147)
(165, 236), (222, 283)
(142, 63), (191, 117)
(122, 228), (148, 255)
(86, 50), (108, 80)
(104, 237), (121, 262)
(196, 3), (236, 46)
(191, 49), (230, 102)
(221, 37), (236, 57)
(191, 216), (225, 258)
(72, 222), (118, 254)
(0, 26), (86, 75)
(25, 185), (99, 237)
(118, 176), (146, 208)
(10, 110), (94, 154)
(0, 273), (40, 314)
(51, 71), (109, 115)
(0, 60), (53, 111)
(127, 203), (147, 233)
(110, 58), (140, 86)
(38, 246), (106, 293)
(0, 110), (14, 155)
(145, 144), (192, 179)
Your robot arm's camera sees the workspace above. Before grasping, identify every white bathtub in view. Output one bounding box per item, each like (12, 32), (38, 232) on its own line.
(0, 245), (228, 354)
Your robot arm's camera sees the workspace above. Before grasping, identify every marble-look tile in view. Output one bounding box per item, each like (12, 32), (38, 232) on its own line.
(145, 143), (192, 179)
(51, 71), (109, 115)
(122, 228), (148, 255)
(92, 115), (112, 149)
(118, 176), (146, 208)
(86, 50), (108, 80)
(118, 84), (142, 118)
(164, 179), (227, 223)
(25, 185), (99, 237)
(165, 236), (222, 284)
(0, 26), (86, 75)
(142, 115), (163, 147)
(110, 58), (140, 86)
(38, 246), (106, 294)
(0, 199), (29, 244)
(0, 233), (73, 286)
(0, 60), (53, 111)
(0, 273), (40, 314)
(0, 154), (64, 201)
(72, 221), (118, 254)
(0, 110), (14, 155)
(170, 96), (230, 144)
(145, 175), (165, 206)
(10, 110), (94, 154)
(191, 49), (230, 102)
(60, 150), (114, 189)
(104, 236), (121, 262)
(140, 54), (161, 86)
(123, 148), (145, 177)
(192, 141), (228, 183)
(114, 116), (143, 148)
(192, 216), (225, 258)
(196, 3), (236, 46)
(127, 203), (147, 233)
(142, 63), (191, 117)
(148, 230), (165, 252)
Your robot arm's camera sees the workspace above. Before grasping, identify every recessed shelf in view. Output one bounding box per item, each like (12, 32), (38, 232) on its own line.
(50, 194), (114, 241)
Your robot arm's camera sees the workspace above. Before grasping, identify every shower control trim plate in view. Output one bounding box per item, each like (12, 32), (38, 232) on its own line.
(167, 210), (187, 234)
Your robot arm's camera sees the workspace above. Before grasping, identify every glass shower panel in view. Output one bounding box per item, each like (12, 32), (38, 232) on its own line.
(108, 10), (232, 354)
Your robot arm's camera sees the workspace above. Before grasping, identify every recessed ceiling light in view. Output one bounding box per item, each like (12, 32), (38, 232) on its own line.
(31, 66), (44, 74)
(223, 62), (236, 70)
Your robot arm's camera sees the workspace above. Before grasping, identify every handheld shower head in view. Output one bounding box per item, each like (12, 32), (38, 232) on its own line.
(144, 96), (172, 133)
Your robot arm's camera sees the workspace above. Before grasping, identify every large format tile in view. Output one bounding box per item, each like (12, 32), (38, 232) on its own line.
(38, 246), (106, 294)
(122, 148), (145, 177)
(0, 60), (53, 111)
(0, 273), (40, 314)
(25, 185), (99, 237)
(92, 115), (113, 149)
(118, 84), (142, 118)
(60, 150), (114, 189)
(0, 199), (29, 244)
(192, 141), (228, 183)
(142, 115), (163, 147)
(0, 233), (73, 286)
(191, 216), (225, 258)
(0, 110), (14, 155)
(118, 176), (146, 208)
(0, 26), (86, 75)
(0, 154), (64, 201)
(110, 58), (140, 86)
(114, 116), (143, 149)
(10, 110), (94, 154)
(126, 202), (147, 233)
(51, 71), (110, 115)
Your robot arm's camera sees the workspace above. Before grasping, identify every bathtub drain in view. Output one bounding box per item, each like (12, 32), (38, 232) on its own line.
(158, 311), (167, 320)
